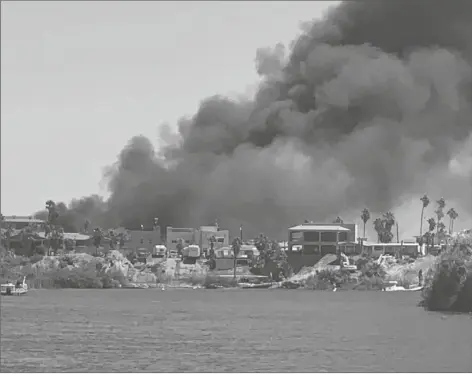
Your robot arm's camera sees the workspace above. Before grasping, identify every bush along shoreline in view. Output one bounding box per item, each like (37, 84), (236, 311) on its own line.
(1, 230), (471, 314)
(419, 231), (472, 313)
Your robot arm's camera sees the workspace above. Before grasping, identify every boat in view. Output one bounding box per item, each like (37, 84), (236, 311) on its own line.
(383, 281), (423, 292)
(1, 276), (28, 296)
(239, 282), (273, 289)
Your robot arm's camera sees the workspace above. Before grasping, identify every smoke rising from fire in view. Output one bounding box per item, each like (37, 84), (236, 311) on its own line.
(61, 0), (472, 239)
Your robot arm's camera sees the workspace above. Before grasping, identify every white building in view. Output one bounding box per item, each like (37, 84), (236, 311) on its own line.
(288, 222), (358, 256)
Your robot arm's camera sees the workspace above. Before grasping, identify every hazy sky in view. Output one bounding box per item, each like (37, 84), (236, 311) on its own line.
(1, 1), (336, 215)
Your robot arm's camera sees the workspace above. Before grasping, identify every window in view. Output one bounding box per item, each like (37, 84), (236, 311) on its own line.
(374, 246), (383, 252)
(217, 238), (224, 243)
(338, 232), (348, 242)
(302, 245), (320, 255)
(320, 232), (337, 242)
(384, 246), (397, 255)
(303, 231), (320, 242)
(321, 245), (337, 255)
(171, 240), (178, 244)
(290, 231), (303, 242)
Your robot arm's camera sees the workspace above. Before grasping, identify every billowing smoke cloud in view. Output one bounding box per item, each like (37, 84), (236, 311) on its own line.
(65, 0), (472, 239)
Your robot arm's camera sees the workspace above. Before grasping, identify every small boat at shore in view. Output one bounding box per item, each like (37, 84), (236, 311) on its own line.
(1, 277), (28, 296)
(383, 281), (423, 292)
(239, 282), (273, 289)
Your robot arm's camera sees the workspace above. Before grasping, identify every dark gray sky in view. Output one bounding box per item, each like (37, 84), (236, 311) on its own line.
(1, 1), (336, 214)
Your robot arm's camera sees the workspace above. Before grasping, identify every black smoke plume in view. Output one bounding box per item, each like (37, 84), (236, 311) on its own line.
(49, 0), (472, 239)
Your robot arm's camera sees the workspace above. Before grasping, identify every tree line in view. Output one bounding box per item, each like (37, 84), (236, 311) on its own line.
(358, 195), (459, 246)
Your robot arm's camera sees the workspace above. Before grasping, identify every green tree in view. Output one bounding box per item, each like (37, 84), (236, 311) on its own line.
(373, 212), (395, 243)
(45, 200), (63, 255)
(426, 217), (436, 250)
(108, 230), (116, 250)
(451, 209), (459, 233)
(83, 219), (90, 234)
(333, 216), (344, 224)
(93, 228), (103, 256)
(361, 208), (370, 239)
(420, 194), (430, 238)
(447, 208), (459, 234)
(435, 198), (446, 244)
(231, 237), (241, 280)
(253, 234), (291, 281)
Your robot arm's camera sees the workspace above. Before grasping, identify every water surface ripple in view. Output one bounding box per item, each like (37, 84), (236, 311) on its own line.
(1, 289), (471, 372)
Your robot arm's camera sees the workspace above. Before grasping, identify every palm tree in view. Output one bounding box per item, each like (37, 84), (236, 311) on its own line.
(231, 237), (241, 281)
(44, 200), (61, 255)
(451, 209), (459, 233)
(373, 218), (383, 243)
(360, 208), (370, 239)
(435, 198), (446, 243)
(427, 217), (436, 249)
(93, 228), (103, 256)
(447, 208), (459, 233)
(419, 195), (430, 237)
(83, 219), (90, 234)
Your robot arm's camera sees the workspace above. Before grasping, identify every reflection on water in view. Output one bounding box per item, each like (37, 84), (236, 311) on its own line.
(1, 289), (471, 372)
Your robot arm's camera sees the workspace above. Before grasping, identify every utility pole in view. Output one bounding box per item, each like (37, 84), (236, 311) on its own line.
(232, 237), (241, 282)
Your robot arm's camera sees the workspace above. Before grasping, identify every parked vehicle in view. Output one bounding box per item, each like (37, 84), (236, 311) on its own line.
(1, 277), (28, 296)
(152, 245), (167, 258)
(182, 245), (201, 264)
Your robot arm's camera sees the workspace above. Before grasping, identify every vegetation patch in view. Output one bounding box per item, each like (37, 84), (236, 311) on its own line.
(420, 233), (472, 313)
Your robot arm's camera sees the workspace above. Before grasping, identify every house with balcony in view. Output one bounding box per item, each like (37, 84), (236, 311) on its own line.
(288, 222), (357, 256)
(1, 216), (45, 230)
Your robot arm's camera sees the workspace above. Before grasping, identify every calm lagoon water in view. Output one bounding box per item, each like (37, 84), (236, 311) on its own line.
(1, 289), (471, 372)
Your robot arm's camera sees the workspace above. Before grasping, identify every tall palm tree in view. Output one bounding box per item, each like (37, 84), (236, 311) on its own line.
(451, 209), (459, 233)
(231, 237), (241, 281)
(373, 218), (383, 243)
(447, 208), (455, 233)
(427, 217), (436, 249)
(361, 208), (370, 239)
(83, 219), (90, 234)
(419, 195), (430, 237)
(435, 198), (446, 242)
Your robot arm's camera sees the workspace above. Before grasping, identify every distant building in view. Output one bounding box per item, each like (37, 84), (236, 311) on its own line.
(197, 226), (229, 251)
(166, 227), (196, 252)
(165, 226), (230, 253)
(288, 222), (358, 256)
(1, 216), (45, 230)
(62, 233), (91, 248)
(126, 229), (162, 251)
(361, 241), (421, 258)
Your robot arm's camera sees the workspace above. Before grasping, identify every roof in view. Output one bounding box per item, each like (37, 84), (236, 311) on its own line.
(363, 242), (419, 247)
(289, 224), (350, 232)
(199, 226), (218, 232)
(63, 233), (91, 241)
(3, 216), (45, 223)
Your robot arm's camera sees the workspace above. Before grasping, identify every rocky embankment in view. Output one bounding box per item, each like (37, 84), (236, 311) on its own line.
(29, 250), (214, 288)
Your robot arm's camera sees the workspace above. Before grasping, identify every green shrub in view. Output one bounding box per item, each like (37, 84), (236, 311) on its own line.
(420, 242), (472, 313)
(29, 254), (44, 264)
(303, 269), (353, 290)
(354, 275), (385, 291)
